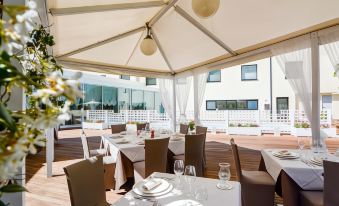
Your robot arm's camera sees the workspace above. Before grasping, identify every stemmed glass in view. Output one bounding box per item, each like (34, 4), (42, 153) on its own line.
(217, 163), (232, 190)
(184, 165), (196, 196)
(297, 136), (307, 157)
(174, 160), (184, 189)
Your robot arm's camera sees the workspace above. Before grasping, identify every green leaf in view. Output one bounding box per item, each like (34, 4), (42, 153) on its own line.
(0, 102), (17, 132)
(0, 199), (7, 206)
(0, 184), (27, 193)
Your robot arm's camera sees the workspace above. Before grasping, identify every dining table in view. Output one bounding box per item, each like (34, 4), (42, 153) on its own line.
(102, 132), (185, 190)
(111, 172), (242, 206)
(261, 149), (339, 206)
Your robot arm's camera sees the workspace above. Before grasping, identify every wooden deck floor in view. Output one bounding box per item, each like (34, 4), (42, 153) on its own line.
(26, 129), (339, 206)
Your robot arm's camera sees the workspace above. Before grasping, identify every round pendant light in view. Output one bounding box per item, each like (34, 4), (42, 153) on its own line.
(140, 23), (157, 56)
(192, 0), (220, 18)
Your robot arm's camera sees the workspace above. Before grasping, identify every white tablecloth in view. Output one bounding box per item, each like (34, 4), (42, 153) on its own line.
(102, 134), (185, 189)
(261, 149), (338, 190)
(111, 172), (241, 206)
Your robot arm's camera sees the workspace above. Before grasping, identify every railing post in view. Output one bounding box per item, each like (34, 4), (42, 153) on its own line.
(290, 110), (295, 135)
(86, 110), (89, 120)
(124, 110), (129, 123)
(147, 110), (150, 123)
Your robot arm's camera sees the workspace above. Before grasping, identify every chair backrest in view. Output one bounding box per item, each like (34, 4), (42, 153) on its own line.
(185, 134), (205, 177)
(196, 126), (207, 135)
(111, 124), (126, 134)
(80, 131), (90, 159)
(230, 138), (242, 181)
(195, 126), (208, 166)
(145, 138), (169, 177)
(137, 123), (147, 131)
(324, 160), (339, 206)
(64, 156), (107, 206)
(180, 124), (189, 134)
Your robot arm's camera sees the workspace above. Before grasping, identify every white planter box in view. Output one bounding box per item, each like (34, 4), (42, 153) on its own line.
(82, 122), (108, 130)
(228, 127), (261, 136)
(321, 128), (337, 138)
(292, 128), (311, 137)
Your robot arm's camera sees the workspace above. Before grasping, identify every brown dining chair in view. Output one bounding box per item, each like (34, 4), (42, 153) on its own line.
(173, 134), (205, 177)
(196, 126), (208, 166)
(230, 138), (275, 206)
(80, 131), (116, 190)
(133, 138), (170, 182)
(179, 124), (189, 134)
(111, 124), (126, 134)
(136, 123), (147, 131)
(300, 160), (339, 206)
(64, 156), (110, 206)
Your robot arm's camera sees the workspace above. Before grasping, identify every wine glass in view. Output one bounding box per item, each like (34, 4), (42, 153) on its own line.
(184, 165), (196, 196)
(217, 163), (232, 190)
(297, 136), (307, 157)
(174, 160), (184, 188)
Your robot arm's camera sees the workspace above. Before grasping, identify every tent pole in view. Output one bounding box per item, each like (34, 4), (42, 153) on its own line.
(310, 32), (320, 148)
(172, 77), (177, 132)
(193, 74), (200, 125)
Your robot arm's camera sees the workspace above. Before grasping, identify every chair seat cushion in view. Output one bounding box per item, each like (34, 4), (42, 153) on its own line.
(242, 170), (275, 186)
(133, 161), (146, 179)
(173, 155), (184, 161)
(300, 191), (323, 206)
(90, 149), (107, 156)
(103, 156), (116, 165)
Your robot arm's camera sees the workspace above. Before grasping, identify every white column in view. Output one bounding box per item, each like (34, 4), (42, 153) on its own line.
(46, 128), (54, 177)
(172, 77), (177, 131)
(311, 32), (321, 146)
(193, 74), (200, 125)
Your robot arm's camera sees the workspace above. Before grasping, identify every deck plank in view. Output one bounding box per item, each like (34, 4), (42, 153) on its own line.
(26, 129), (339, 205)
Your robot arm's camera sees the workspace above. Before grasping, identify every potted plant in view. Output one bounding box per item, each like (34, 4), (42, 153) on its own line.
(292, 122), (311, 136)
(188, 120), (195, 134)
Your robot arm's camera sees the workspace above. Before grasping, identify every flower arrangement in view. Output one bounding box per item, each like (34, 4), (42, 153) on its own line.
(188, 120), (195, 131)
(0, 2), (82, 202)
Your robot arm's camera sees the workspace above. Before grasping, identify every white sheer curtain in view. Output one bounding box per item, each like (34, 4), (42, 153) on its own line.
(193, 71), (208, 125)
(175, 76), (192, 123)
(319, 30), (339, 78)
(272, 36), (312, 125)
(158, 78), (174, 124)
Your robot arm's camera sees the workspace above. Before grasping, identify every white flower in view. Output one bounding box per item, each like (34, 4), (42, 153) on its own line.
(27, 1), (37, 9)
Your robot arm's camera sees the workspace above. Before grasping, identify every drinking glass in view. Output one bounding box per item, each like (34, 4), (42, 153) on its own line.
(184, 165), (196, 195)
(174, 160), (184, 188)
(297, 137), (307, 157)
(195, 186), (208, 203)
(217, 163), (232, 190)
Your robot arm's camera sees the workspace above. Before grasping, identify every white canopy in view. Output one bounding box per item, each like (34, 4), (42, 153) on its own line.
(46, 0), (339, 77)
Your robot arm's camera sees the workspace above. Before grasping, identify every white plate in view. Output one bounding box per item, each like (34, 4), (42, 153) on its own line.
(132, 178), (172, 197)
(170, 136), (183, 141)
(310, 158), (323, 166)
(115, 139), (130, 144)
(272, 151), (299, 159)
(110, 135), (124, 139)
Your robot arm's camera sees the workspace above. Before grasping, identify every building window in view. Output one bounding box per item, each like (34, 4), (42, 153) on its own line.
(206, 101), (217, 110)
(241, 64), (257, 81)
(322, 95), (332, 110)
(276, 97), (289, 113)
(120, 75), (130, 80)
(226, 100), (237, 110)
(207, 70), (221, 82)
(206, 99), (258, 110)
(146, 77), (157, 85)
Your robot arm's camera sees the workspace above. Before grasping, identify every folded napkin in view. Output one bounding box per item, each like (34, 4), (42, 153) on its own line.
(136, 140), (145, 145)
(120, 131), (127, 135)
(277, 150), (291, 155)
(142, 179), (161, 191)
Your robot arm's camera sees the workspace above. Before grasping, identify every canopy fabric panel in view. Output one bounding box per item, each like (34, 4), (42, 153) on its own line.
(47, 0), (339, 77)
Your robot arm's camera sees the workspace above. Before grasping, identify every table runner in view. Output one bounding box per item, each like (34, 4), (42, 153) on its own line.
(102, 134), (185, 189)
(112, 172), (241, 206)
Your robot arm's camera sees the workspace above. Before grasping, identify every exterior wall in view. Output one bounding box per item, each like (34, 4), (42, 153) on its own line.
(332, 94), (339, 119)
